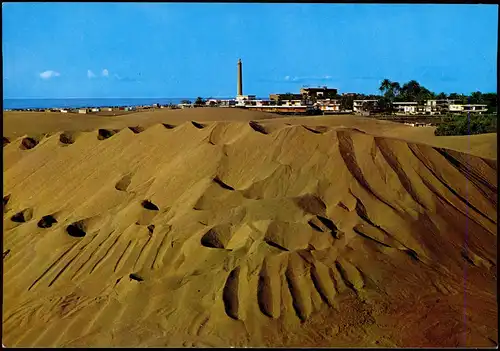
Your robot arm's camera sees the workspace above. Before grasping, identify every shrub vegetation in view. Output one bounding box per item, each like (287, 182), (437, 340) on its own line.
(434, 114), (497, 136)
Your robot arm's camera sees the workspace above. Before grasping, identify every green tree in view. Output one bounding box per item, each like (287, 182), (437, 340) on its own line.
(435, 114), (496, 136)
(377, 96), (392, 113)
(436, 92), (447, 100)
(470, 91), (484, 105)
(390, 82), (401, 99)
(482, 93), (497, 113)
(340, 95), (355, 111)
(181, 100), (192, 104)
(399, 80), (422, 101)
(195, 97), (205, 106)
(379, 79), (392, 96)
(361, 101), (376, 113)
(378, 79), (401, 111)
(415, 87), (434, 103)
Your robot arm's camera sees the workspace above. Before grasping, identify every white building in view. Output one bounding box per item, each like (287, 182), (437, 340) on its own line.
(393, 102), (418, 115)
(219, 100), (237, 107)
(236, 95), (256, 106)
(424, 100), (438, 114)
(353, 99), (378, 113)
(78, 108), (88, 114)
(426, 99), (487, 115)
(462, 104), (488, 114)
(60, 109), (68, 113)
(91, 108), (100, 112)
(250, 100), (277, 107)
(282, 100), (303, 107)
(205, 99), (220, 106)
(448, 104), (464, 113)
(317, 99), (341, 113)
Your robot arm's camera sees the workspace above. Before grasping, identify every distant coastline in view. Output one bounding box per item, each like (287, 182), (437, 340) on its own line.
(3, 97), (241, 110)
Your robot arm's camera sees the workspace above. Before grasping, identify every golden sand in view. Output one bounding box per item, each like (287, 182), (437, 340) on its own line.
(2, 109), (497, 347)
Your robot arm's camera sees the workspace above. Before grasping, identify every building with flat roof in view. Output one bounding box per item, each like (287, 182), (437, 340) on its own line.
(317, 100), (341, 113)
(300, 86), (338, 99)
(462, 104), (488, 114)
(353, 99), (378, 113)
(236, 95), (256, 106)
(269, 93), (303, 101)
(448, 103), (464, 113)
(219, 100), (237, 107)
(393, 101), (418, 115)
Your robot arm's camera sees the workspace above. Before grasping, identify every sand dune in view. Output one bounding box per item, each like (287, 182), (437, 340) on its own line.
(2, 108), (281, 139)
(4, 109), (495, 160)
(2, 111), (498, 347)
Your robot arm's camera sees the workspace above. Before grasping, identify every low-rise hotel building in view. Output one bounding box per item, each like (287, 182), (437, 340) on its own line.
(353, 99), (378, 113)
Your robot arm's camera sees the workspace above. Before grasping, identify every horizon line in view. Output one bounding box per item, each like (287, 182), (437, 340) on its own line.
(5, 92), (497, 99)
(3, 97), (239, 100)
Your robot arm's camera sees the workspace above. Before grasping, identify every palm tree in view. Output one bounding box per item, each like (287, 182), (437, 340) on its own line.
(379, 79), (392, 95)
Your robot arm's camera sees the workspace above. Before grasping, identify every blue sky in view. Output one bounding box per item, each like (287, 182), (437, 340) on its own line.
(2, 3), (498, 99)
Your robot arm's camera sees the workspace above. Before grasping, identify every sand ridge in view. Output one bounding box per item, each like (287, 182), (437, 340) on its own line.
(2, 114), (498, 347)
(4, 109), (496, 160)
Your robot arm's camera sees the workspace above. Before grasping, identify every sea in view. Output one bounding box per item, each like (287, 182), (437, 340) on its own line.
(3, 98), (236, 110)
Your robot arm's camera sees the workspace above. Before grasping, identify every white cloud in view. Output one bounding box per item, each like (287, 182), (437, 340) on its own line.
(102, 69), (109, 77)
(113, 73), (139, 83)
(40, 70), (60, 79)
(87, 70), (96, 78)
(283, 75), (334, 83)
